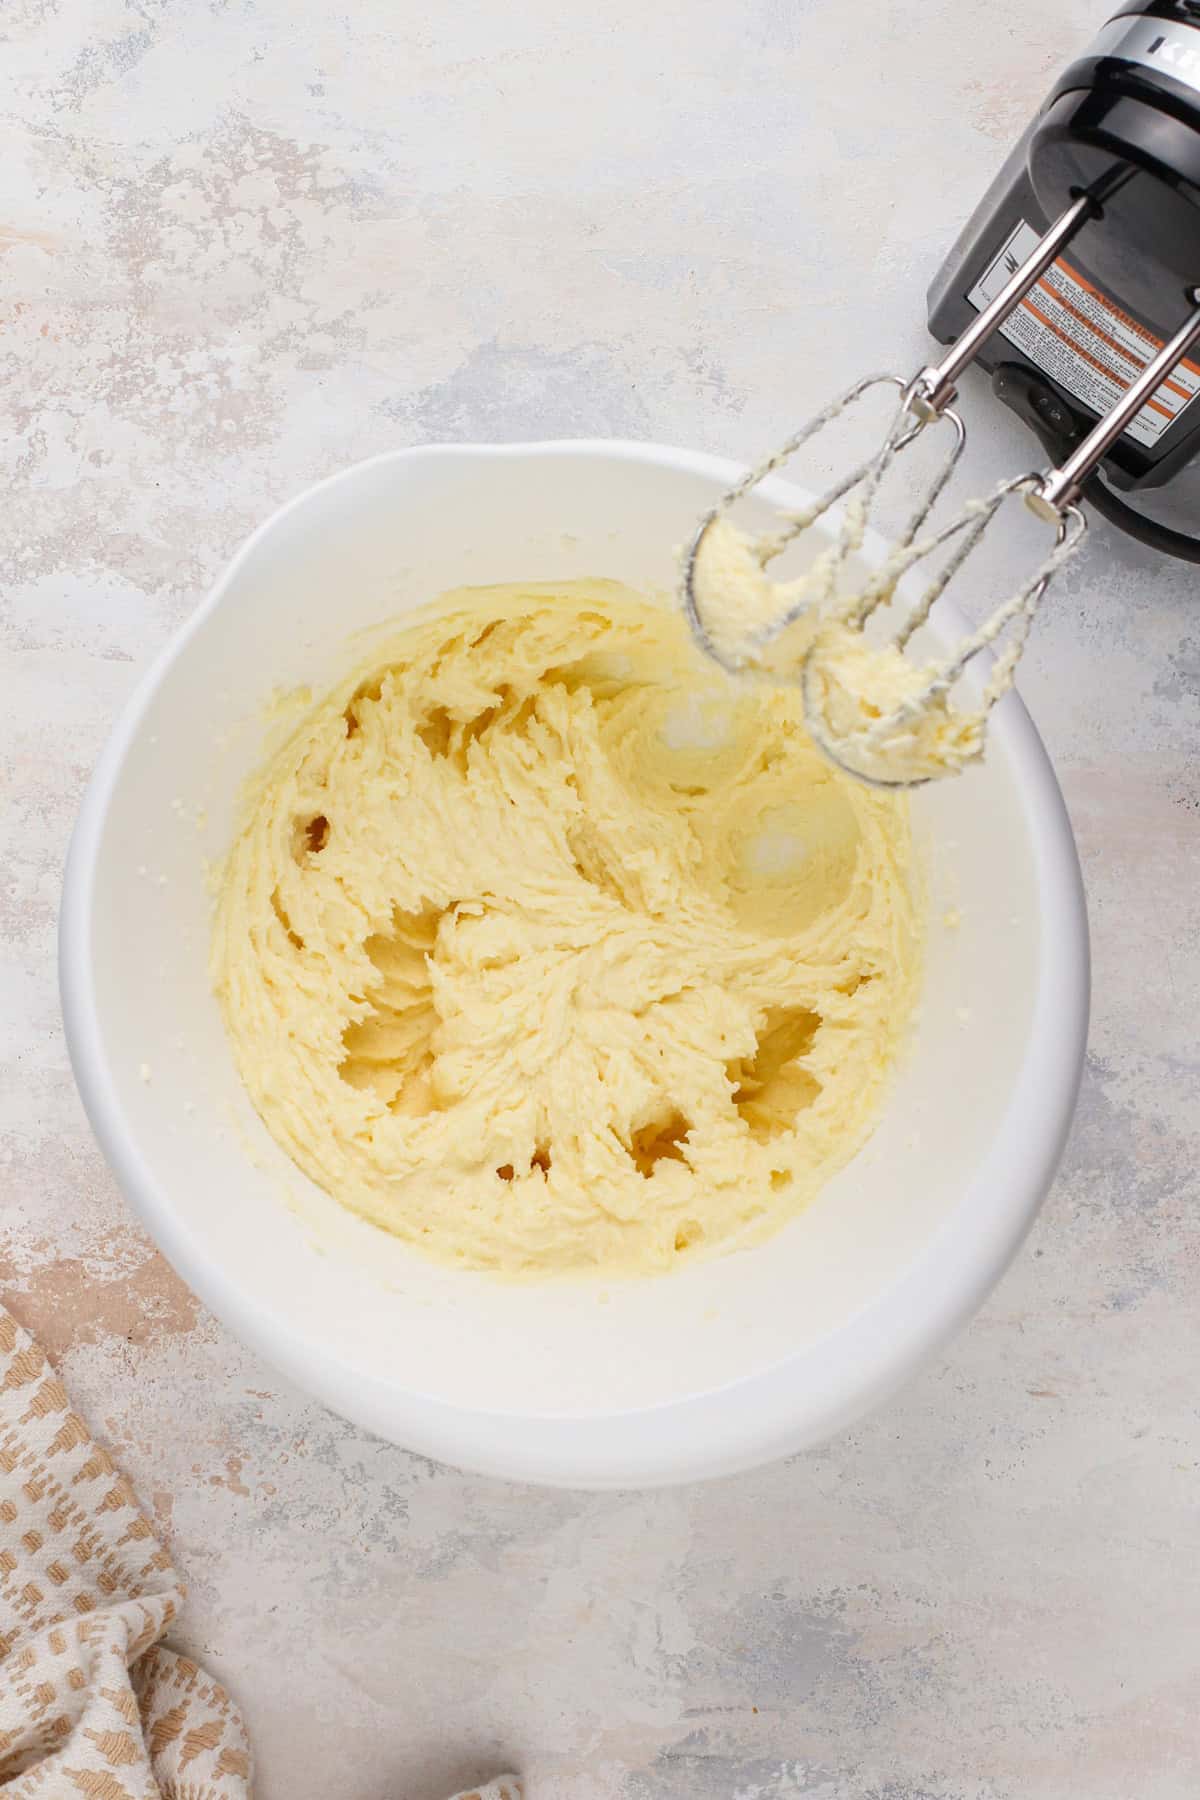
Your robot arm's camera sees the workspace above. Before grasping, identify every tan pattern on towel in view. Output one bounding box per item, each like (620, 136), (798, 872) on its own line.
(0, 1304), (519, 1800)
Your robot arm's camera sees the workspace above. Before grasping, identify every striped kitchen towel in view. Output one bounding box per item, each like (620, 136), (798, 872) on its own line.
(0, 1301), (519, 1800)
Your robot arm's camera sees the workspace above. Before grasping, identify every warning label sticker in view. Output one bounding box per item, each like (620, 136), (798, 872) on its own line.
(967, 219), (1200, 449)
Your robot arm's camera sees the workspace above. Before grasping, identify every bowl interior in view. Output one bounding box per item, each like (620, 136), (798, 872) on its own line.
(65, 443), (1074, 1485)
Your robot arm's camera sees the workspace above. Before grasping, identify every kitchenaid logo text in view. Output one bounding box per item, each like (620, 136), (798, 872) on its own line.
(1081, 18), (1200, 100)
(1147, 32), (1200, 78)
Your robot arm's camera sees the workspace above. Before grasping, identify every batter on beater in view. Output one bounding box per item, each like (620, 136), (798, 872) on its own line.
(688, 514), (987, 786)
(681, 180), (1200, 789)
(212, 581), (921, 1277)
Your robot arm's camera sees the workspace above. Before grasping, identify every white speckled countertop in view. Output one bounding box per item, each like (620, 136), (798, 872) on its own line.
(3, 2), (1199, 1795)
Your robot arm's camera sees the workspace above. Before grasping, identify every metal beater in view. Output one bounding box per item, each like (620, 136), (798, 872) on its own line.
(681, 193), (1200, 788)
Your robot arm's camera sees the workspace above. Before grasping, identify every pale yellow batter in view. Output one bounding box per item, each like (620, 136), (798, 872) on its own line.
(690, 516), (819, 671)
(691, 516), (987, 783)
(212, 581), (921, 1277)
(804, 626), (985, 786)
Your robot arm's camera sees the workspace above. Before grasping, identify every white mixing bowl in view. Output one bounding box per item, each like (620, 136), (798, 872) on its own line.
(60, 441), (1088, 1488)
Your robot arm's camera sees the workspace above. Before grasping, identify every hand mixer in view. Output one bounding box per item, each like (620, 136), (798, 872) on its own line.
(682, 2), (1200, 788)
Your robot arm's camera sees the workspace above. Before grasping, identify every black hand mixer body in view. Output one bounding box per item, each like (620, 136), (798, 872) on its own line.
(680, 8), (1200, 783)
(928, 2), (1200, 558)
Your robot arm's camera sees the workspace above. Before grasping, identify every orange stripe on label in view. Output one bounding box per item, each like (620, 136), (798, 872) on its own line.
(1020, 296), (1176, 419)
(1054, 256), (1200, 378)
(1034, 279), (1194, 402)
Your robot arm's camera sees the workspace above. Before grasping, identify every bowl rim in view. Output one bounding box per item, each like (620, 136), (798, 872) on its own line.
(59, 437), (1090, 1487)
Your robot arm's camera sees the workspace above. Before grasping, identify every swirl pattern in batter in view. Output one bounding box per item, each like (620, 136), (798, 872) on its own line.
(212, 580), (921, 1276)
